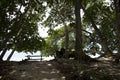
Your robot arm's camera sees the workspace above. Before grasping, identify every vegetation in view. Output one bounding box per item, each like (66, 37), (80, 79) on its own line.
(0, 0), (120, 60)
(1, 0), (120, 80)
(41, 0), (120, 61)
(0, 0), (46, 60)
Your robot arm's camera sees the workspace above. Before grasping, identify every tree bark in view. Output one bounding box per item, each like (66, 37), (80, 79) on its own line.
(75, 0), (84, 60)
(63, 23), (69, 51)
(114, 0), (120, 62)
(60, 17), (69, 51)
(0, 32), (13, 52)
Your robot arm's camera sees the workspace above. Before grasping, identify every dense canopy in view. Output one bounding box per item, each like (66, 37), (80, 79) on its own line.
(0, 0), (120, 62)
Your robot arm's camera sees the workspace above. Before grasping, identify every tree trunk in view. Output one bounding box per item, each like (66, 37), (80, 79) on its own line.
(91, 21), (113, 58)
(7, 47), (16, 61)
(0, 28), (22, 61)
(0, 4), (29, 60)
(59, 8), (70, 52)
(60, 17), (69, 51)
(75, 0), (84, 60)
(0, 47), (7, 61)
(114, 0), (120, 62)
(0, 33), (12, 52)
(81, 6), (113, 58)
(63, 23), (69, 51)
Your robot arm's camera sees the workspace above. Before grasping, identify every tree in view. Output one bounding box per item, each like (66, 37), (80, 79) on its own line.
(43, 0), (74, 51)
(0, 0), (46, 61)
(42, 0), (101, 61)
(113, 0), (120, 62)
(40, 24), (77, 56)
(74, 0), (84, 60)
(82, 0), (116, 58)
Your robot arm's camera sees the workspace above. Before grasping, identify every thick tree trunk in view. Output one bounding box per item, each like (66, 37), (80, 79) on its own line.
(75, 0), (84, 60)
(117, 18), (120, 54)
(114, 0), (120, 62)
